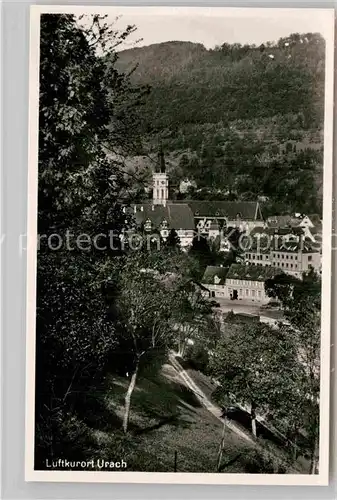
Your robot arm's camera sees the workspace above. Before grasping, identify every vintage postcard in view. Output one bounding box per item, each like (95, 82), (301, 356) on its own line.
(26, 6), (334, 485)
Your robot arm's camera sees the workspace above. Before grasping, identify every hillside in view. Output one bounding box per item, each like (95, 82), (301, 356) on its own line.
(112, 34), (326, 215)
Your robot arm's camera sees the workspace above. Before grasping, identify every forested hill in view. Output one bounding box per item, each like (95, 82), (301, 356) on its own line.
(113, 33), (325, 215)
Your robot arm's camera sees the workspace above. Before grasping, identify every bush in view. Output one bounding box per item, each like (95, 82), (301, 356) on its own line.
(185, 342), (210, 373)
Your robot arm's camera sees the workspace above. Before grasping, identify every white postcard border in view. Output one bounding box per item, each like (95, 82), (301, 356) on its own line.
(25, 5), (335, 485)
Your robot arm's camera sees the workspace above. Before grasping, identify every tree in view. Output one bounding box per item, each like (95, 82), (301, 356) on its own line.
(209, 322), (300, 438)
(265, 269), (321, 472)
(113, 258), (177, 433)
(165, 228), (181, 249)
(171, 279), (219, 357)
(189, 234), (215, 277)
(35, 14), (146, 465)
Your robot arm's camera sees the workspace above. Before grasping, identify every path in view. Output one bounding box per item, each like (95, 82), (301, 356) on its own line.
(168, 352), (254, 444)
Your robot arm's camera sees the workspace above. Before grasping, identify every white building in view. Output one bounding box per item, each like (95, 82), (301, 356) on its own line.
(244, 236), (321, 279)
(201, 264), (283, 304)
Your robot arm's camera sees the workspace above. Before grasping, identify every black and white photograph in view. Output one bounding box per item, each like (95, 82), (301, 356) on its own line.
(26, 6), (334, 484)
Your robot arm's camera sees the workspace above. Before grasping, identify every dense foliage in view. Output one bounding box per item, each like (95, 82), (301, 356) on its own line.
(36, 15), (323, 474)
(36, 13), (150, 466)
(114, 34), (325, 215)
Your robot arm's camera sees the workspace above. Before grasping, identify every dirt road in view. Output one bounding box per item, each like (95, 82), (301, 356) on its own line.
(169, 352), (254, 444)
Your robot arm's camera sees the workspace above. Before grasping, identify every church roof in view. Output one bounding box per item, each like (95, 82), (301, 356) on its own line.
(201, 266), (229, 285)
(130, 203), (195, 230)
(173, 201), (262, 220)
(227, 264), (283, 282)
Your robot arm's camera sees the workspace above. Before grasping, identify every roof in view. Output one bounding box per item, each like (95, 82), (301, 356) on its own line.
(172, 201), (262, 221)
(310, 224), (323, 235)
(244, 238), (318, 254)
(201, 266), (229, 285)
(226, 264), (283, 282)
(267, 215), (294, 228)
(271, 240), (318, 253)
(250, 226), (304, 237)
(307, 214), (322, 226)
(130, 203), (195, 230)
(209, 221), (220, 230)
(267, 214), (322, 230)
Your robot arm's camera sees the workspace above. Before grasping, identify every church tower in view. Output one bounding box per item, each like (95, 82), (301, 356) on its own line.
(153, 146), (169, 206)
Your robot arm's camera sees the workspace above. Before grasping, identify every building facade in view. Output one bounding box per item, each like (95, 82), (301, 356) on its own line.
(244, 236), (321, 279)
(201, 264), (283, 303)
(126, 148), (265, 249)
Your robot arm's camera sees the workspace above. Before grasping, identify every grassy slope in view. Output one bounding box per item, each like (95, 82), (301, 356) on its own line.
(81, 360), (311, 474)
(83, 363), (255, 473)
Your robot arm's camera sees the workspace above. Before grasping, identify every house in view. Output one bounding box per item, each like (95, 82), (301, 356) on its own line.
(178, 200), (265, 234)
(201, 266), (229, 298)
(225, 264), (283, 303)
(201, 263), (282, 303)
(129, 203), (196, 249)
(266, 213), (322, 245)
(244, 236), (321, 279)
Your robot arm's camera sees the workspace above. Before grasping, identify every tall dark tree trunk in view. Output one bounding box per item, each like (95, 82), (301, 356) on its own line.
(251, 401), (257, 438)
(122, 359), (140, 433)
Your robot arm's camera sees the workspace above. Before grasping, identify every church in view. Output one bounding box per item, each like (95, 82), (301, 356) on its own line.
(128, 149), (264, 249)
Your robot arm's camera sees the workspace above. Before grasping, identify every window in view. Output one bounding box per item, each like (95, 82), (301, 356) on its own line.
(308, 255), (312, 261)
(144, 219), (152, 231)
(258, 290), (262, 298)
(286, 255), (288, 259)
(290, 264), (293, 268)
(246, 289), (249, 296)
(286, 263), (288, 268)
(290, 255), (293, 260)
(294, 256), (297, 260)
(266, 255), (269, 259)
(161, 189), (164, 199)
(156, 189), (159, 199)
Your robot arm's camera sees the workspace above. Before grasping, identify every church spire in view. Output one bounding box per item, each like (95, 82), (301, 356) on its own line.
(153, 145), (169, 206)
(157, 144), (166, 173)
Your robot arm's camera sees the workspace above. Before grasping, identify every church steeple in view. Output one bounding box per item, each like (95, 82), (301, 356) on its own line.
(157, 144), (166, 173)
(153, 145), (168, 206)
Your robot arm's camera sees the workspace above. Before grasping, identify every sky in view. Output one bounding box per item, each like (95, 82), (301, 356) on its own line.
(78, 7), (334, 51)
